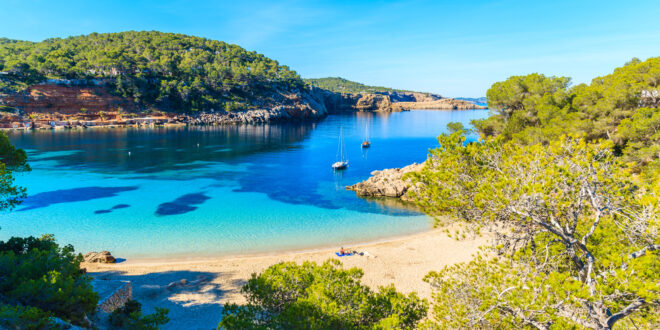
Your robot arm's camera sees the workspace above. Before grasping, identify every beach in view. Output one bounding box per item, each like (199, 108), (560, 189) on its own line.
(84, 227), (488, 329)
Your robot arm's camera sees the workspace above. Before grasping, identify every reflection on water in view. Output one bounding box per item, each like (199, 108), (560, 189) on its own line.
(15, 124), (317, 173)
(2, 110), (489, 258)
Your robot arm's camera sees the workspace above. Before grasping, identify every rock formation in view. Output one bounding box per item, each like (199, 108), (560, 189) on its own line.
(346, 163), (425, 202)
(83, 251), (116, 263)
(313, 88), (485, 113)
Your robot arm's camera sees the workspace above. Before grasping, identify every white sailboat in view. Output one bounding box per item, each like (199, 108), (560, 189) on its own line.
(332, 127), (348, 170)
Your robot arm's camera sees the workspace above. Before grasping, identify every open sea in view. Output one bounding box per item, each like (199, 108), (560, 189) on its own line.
(1, 110), (489, 259)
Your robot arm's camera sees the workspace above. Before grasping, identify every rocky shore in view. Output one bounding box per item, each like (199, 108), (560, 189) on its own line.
(0, 83), (484, 129)
(346, 163), (425, 202)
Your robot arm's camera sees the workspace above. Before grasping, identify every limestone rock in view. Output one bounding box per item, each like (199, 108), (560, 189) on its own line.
(347, 163), (425, 201)
(84, 251), (116, 263)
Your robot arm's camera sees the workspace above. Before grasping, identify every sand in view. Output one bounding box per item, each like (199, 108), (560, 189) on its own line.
(84, 228), (488, 329)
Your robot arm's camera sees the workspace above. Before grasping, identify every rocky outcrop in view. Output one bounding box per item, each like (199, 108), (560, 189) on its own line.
(187, 90), (327, 124)
(314, 88), (485, 113)
(347, 163), (425, 202)
(84, 251), (116, 263)
(391, 98), (486, 111)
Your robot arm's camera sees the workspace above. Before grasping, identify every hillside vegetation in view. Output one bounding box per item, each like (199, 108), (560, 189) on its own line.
(473, 57), (660, 175)
(0, 31), (304, 112)
(408, 57), (659, 328)
(304, 77), (412, 94)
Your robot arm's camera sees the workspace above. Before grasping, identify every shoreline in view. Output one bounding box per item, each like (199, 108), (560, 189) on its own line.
(0, 108), (488, 131)
(103, 221), (434, 263)
(84, 226), (488, 328)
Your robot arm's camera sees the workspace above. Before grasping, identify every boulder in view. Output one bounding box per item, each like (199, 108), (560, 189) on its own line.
(84, 251), (116, 263)
(346, 163), (425, 201)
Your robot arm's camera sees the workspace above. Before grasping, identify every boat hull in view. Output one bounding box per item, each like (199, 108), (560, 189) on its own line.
(332, 161), (348, 170)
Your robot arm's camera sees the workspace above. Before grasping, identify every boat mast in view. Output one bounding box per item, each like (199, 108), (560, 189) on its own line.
(340, 127), (344, 161)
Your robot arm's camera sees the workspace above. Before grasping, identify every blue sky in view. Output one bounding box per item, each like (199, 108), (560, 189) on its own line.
(2, 0), (660, 97)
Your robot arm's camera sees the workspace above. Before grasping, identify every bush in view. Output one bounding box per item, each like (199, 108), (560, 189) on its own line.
(0, 304), (57, 329)
(0, 235), (98, 327)
(109, 300), (169, 330)
(219, 260), (427, 329)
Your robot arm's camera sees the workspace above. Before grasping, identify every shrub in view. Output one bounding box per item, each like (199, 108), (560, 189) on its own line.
(0, 235), (98, 326)
(219, 260), (427, 329)
(109, 300), (169, 330)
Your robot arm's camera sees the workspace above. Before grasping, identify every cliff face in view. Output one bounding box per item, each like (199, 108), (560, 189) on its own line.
(312, 88), (485, 113)
(3, 84), (141, 114)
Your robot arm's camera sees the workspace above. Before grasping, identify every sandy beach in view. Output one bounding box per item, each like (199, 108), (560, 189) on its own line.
(84, 227), (488, 329)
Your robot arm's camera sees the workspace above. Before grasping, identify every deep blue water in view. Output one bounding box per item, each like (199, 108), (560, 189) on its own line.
(1, 110), (488, 259)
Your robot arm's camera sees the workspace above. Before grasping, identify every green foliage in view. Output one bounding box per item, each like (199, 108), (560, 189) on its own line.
(109, 300), (169, 330)
(475, 73), (573, 143)
(475, 57), (660, 171)
(219, 259), (427, 329)
(0, 235), (99, 327)
(0, 31), (305, 112)
(0, 304), (58, 329)
(617, 107), (660, 173)
(409, 133), (659, 328)
(445, 121), (466, 135)
(0, 131), (28, 211)
(304, 77), (409, 94)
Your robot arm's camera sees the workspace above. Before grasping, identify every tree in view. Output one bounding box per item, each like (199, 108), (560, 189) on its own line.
(408, 132), (659, 329)
(0, 235), (99, 328)
(219, 260), (428, 329)
(0, 31), (306, 113)
(474, 73), (573, 143)
(617, 107), (660, 174)
(0, 131), (28, 211)
(109, 300), (169, 330)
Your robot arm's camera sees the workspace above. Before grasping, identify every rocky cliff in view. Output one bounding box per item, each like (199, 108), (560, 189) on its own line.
(314, 88), (485, 113)
(3, 84), (141, 114)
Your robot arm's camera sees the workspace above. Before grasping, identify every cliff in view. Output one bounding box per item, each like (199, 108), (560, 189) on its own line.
(314, 88), (485, 114)
(3, 84), (142, 114)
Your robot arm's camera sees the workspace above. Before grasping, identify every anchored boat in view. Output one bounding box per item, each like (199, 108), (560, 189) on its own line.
(332, 127), (348, 170)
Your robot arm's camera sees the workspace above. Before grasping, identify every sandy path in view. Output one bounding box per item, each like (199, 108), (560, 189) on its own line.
(84, 228), (488, 329)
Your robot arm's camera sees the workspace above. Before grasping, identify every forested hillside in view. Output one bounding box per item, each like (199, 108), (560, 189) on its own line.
(304, 77), (411, 94)
(0, 31), (304, 112)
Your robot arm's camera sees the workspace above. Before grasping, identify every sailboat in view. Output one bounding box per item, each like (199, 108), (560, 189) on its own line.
(332, 127), (348, 170)
(361, 122), (371, 148)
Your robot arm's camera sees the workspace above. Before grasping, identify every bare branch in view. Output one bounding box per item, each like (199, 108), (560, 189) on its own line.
(606, 298), (647, 328)
(630, 244), (660, 259)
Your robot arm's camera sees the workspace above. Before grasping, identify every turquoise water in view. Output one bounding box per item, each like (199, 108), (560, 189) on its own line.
(2, 110), (488, 259)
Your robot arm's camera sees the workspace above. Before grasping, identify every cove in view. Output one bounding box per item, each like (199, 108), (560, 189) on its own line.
(1, 110), (488, 259)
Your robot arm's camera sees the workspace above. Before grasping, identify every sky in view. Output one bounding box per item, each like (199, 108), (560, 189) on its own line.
(2, 0), (660, 97)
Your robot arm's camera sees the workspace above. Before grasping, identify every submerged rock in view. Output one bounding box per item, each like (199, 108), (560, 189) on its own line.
(84, 251), (116, 263)
(346, 163), (424, 202)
